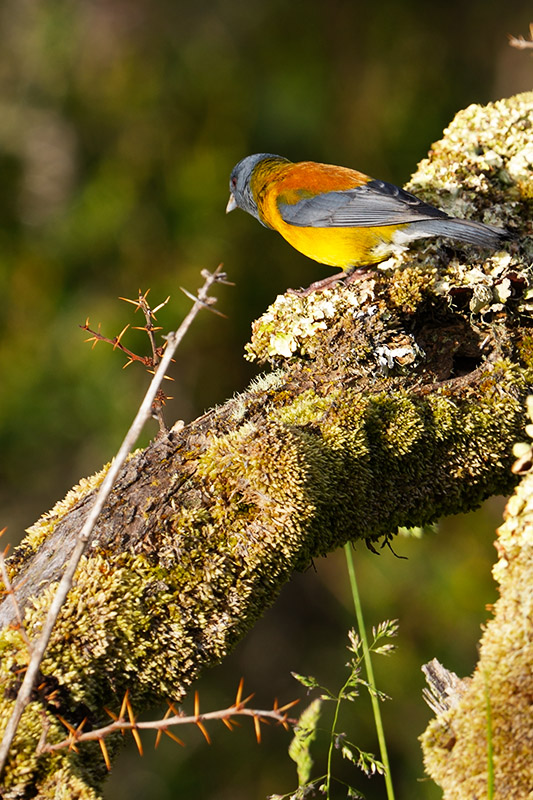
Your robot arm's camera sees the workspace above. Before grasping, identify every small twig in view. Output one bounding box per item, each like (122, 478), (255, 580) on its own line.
(40, 698), (299, 756)
(85, 291), (175, 433)
(0, 264), (229, 777)
(81, 321), (155, 366)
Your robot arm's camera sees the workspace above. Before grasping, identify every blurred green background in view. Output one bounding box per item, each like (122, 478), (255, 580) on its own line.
(0, 1), (531, 797)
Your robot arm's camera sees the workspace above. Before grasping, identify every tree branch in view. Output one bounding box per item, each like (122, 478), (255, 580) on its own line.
(0, 92), (532, 798)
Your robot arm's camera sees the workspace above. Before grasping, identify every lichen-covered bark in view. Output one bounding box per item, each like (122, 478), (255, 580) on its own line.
(0, 92), (532, 798)
(421, 443), (533, 799)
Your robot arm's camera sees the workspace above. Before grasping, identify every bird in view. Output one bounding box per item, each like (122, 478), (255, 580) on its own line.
(226, 153), (510, 294)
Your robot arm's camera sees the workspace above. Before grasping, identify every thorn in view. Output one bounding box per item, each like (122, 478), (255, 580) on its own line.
(125, 692), (143, 756)
(208, 306), (228, 319)
(253, 715), (261, 744)
(120, 295), (143, 308)
(178, 287), (227, 317)
(99, 737), (111, 771)
(131, 325), (163, 332)
(242, 693), (255, 706)
(204, 263), (235, 285)
(196, 720), (211, 744)
(155, 707), (173, 748)
(131, 727), (143, 757)
(114, 324), (130, 348)
(145, 370), (174, 381)
(57, 715), (77, 736)
(180, 286), (202, 304)
(76, 718), (88, 735)
(194, 691), (200, 718)
(235, 678), (244, 706)
(162, 728), (186, 746)
(152, 296), (171, 314)
(277, 698), (300, 712)
(119, 690), (129, 721)
(167, 701), (181, 717)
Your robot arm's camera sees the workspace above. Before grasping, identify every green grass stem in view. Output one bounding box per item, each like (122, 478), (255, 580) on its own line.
(344, 543), (395, 800)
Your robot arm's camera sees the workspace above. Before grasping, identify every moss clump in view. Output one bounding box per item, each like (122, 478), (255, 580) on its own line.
(385, 264), (436, 313)
(407, 92), (533, 222)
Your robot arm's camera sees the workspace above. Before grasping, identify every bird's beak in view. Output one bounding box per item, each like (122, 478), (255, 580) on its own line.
(226, 193), (237, 213)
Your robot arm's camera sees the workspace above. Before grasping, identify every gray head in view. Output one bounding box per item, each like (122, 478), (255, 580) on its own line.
(226, 153), (288, 222)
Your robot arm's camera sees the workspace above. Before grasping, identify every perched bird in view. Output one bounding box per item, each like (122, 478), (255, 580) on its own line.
(227, 153), (510, 293)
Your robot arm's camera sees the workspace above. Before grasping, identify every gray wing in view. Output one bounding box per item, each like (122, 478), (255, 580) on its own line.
(278, 179), (449, 228)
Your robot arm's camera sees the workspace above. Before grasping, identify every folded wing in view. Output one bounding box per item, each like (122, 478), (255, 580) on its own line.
(278, 179), (449, 228)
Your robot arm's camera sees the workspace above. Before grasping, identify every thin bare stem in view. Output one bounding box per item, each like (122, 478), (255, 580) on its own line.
(0, 264), (229, 777)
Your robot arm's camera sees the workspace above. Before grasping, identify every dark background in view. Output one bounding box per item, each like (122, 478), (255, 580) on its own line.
(0, 2), (531, 798)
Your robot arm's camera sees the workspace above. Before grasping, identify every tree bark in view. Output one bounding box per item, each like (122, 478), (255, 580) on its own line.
(1, 91), (532, 799)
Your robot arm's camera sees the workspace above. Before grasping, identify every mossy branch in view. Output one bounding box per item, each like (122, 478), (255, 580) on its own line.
(1, 92), (532, 799)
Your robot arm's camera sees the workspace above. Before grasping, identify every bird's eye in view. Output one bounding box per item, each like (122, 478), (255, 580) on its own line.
(231, 177), (237, 189)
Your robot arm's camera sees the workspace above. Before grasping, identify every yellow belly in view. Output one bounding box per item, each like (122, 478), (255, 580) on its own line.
(276, 223), (405, 269)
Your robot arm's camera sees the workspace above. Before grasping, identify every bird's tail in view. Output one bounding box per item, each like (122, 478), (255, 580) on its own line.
(409, 217), (511, 249)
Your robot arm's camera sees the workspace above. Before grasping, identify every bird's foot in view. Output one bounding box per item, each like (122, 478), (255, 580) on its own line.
(287, 267), (373, 297)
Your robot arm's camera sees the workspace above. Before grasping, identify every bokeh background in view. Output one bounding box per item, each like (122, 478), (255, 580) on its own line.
(0, 2), (531, 798)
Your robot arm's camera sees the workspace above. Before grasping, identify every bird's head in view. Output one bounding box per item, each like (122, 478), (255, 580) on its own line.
(226, 153), (289, 222)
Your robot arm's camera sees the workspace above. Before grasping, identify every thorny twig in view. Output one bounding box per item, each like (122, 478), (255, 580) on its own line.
(0, 264), (231, 777)
(121, 289), (170, 363)
(38, 682), (299, 767)
(82, 290), (172, 432)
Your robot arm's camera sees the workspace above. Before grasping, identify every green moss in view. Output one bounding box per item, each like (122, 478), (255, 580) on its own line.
(275, 389), (339, 426)
(517, 333), (533, 370)
(386, 265), (436, 313)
